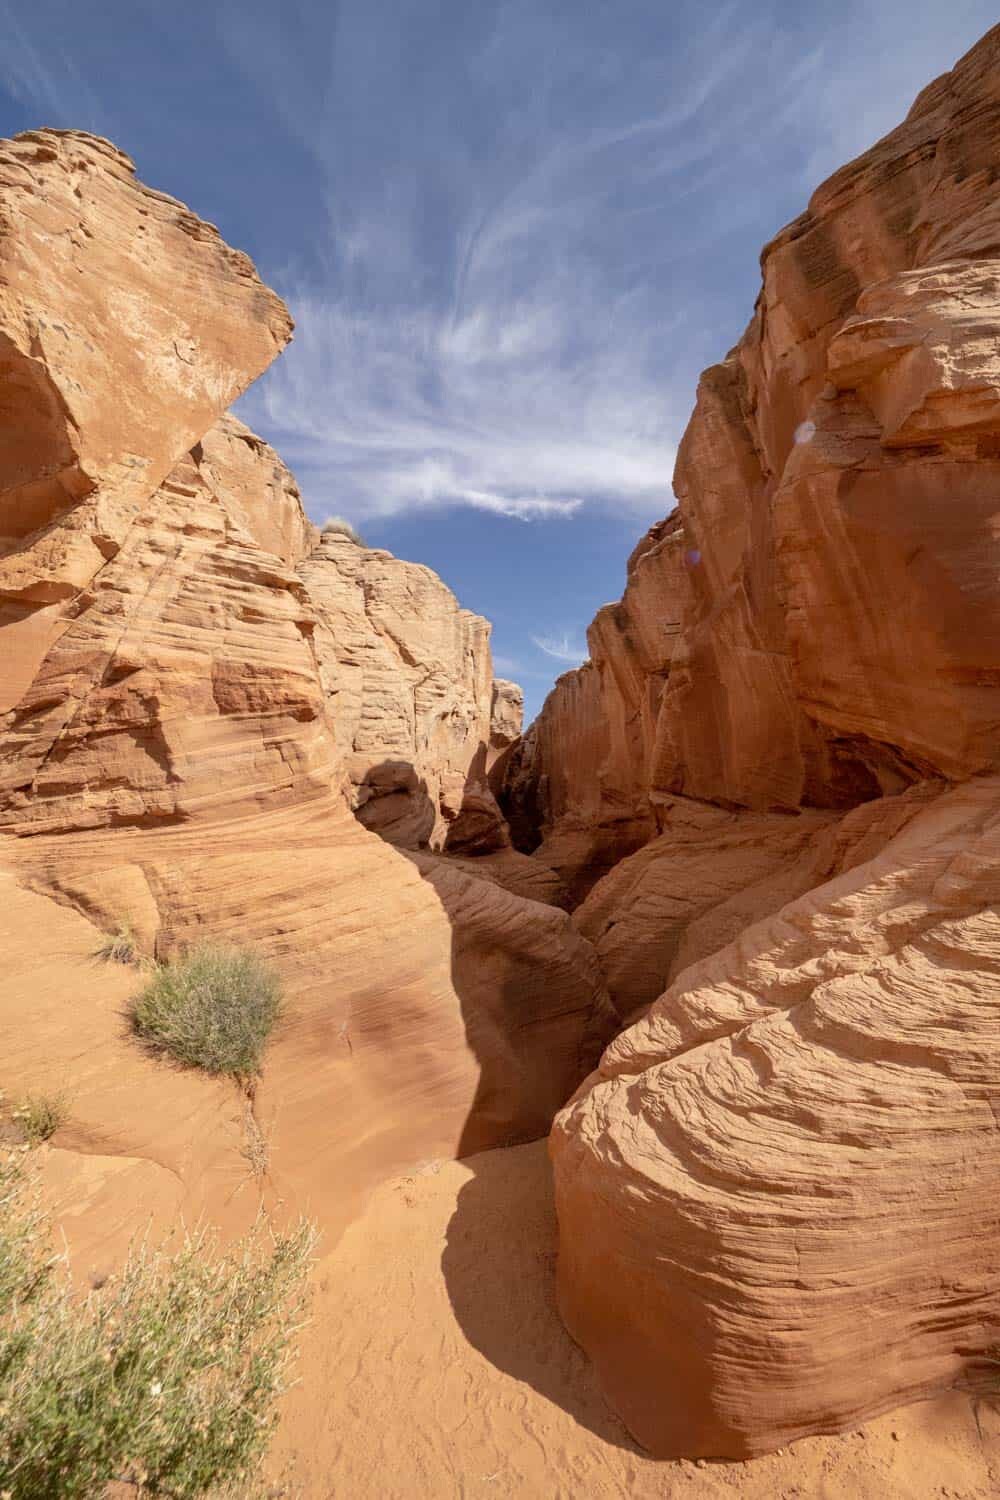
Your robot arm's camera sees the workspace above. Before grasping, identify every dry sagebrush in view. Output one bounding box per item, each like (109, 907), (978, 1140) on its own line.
(128, 944), (281, 1080)
(0, 1149), (315, 1499)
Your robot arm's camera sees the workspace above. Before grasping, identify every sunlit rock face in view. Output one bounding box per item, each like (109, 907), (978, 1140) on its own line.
(506, 24), (1000, 853)
(0, 130), (293, 617)
(0, 126), (614, 1213)
(298, 530), (509, 853)
(547, 23), (1000, 1460)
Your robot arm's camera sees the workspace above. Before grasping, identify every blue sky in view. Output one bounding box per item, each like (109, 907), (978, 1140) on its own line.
(2, 1), (996, 718)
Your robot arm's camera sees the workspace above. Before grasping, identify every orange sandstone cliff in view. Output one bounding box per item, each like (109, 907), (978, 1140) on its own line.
(3, 22), (1000, 1483)
(0, 128), (613, 1250)
(509, 25), (1000, 1460)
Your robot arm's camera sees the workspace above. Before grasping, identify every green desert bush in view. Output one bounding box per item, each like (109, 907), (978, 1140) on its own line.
(128, 944), (281, 1079)
(12, 1093), (67, 1146)
(0, 1149), (314, 1499)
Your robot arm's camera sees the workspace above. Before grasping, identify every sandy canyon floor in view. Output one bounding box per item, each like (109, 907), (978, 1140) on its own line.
(9, 869), (997, 1499)
(271, 1141), (1000, 1499)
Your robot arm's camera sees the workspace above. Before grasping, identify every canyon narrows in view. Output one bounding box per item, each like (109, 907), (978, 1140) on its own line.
(1, 23), (1000, 1500)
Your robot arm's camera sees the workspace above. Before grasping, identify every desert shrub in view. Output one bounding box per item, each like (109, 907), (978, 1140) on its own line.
(128, 944), (281, 1079)
(0, 1149), (314, 1499)
(12, 1093), (67, 1146)
(321, 514), (364, 545)
(94, 922), (138, 965)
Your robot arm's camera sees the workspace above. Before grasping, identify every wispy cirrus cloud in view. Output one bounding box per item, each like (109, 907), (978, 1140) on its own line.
(531, 631), (589, 667)
(225, 1), (814, 526)
(4, 0), (997, 547)
(0, 0), (101, 126)
(219, 0), (998, 532)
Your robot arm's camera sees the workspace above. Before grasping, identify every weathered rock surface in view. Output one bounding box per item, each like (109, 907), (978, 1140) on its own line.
(549, 23), (1000, 1462)
(2, 797), (613, 1224)
(489, 677), (523, 754)
(503, 23), (1000, 848)
(0, 439), (331, 836)
(0, 127), (610, 1216)
(573, 801), (836, 1019)
(197, 413), (319, 567)
(299, 530), (509, 851)
(573, 784), (943, 1019)
(0, 129), (293, 710)
(552, 776), (1000, 1457)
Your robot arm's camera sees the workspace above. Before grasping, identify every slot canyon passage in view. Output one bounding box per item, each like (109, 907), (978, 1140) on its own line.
(2, 22), (1000, 1500)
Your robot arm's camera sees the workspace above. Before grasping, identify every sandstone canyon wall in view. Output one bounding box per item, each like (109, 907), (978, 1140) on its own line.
(538, 25), (1000, 1460)
(0, 129), (612, 1248)
(300, 529), (515, 852)
(4, 22), (1000, 1478)
(505, 21), (1000, 850)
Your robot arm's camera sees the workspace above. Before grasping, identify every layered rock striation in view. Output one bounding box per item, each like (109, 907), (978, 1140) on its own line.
(6, 22), (1000, 1469)
(0, 127), (611, 1227)
(544, 23), (1000, 1461)
(553, 778), (1000, 1456)
(505, 23), (1000, 853)
(299, 530), (513, 852)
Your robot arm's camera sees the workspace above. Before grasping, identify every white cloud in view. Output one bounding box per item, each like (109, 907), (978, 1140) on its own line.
(232, 0), (1000, 531)
(7, 0), (995, 536)
(239, 274), (681, 525)
(455, 490), (582, 522)
(231, 0), (1000, 530)
(531, 632), (589, 666)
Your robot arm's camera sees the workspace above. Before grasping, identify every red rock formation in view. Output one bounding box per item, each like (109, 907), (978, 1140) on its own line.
(552, 777), (1000, 1457)
(507, 25), (1000, 845)
(547, 23), (1000, 1460)
(489, 677), (523, 756)
(0, 130), (293, 702)
(572, 784), (946, 1020)
(0, 127), (613, 1214)
(298, 529), (507, 851)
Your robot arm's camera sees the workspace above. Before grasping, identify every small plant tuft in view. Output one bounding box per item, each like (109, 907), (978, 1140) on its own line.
(128, 943), (281, 1079)
(94, 921), (139, 965)
(321, 514), (364, 545)
(0, 1149), (315, 1499)
(12, 1093), (67, 1146)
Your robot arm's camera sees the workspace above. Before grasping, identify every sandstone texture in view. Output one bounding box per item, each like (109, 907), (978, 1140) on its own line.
(545, 24), (1000, 1462)
(553, 777), (1000, 1457)
(6, 18), (1000, 1481)
(271, 1139), (999, 1499)
(0, 129), (293, 708)
(573, 785), (943, 1020)
(0, 126), (611, 1241)
(504, 24), (1000, 848)
(299, 530), (509, 851)
(489, 677), (524, 753)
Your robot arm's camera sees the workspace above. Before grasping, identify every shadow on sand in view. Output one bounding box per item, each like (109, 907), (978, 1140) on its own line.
(352, 758), (635, 1449)
(440, 1140), (643, 1451)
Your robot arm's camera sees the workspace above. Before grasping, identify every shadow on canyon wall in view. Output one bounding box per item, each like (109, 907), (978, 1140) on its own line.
(352, 758), (635, 1449)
